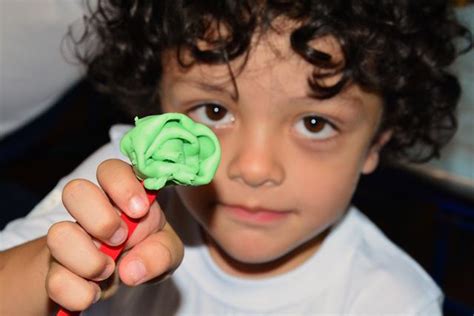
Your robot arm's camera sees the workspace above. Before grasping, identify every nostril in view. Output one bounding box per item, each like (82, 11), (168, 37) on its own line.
(227, 151), (285, 188)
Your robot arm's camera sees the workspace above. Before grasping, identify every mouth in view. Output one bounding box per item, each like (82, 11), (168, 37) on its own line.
(219, 203), (293, 224)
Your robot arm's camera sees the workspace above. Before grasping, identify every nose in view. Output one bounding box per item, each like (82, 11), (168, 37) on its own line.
(227, 128), (285, 188)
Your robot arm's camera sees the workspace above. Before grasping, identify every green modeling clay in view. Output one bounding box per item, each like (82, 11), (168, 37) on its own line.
(120, 113), (221, 190)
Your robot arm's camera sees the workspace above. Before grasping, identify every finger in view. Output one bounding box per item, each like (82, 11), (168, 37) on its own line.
(97, 159), (150, 218)
(118, 222), (184, 286)
(47, 261), (101, 312)
(47, 221), (115, 282)
(62, 179), (128, 246)
(123, 201), (167, 249)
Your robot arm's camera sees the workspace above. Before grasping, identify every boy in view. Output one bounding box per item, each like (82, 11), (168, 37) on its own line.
(0, 1), (471, 315)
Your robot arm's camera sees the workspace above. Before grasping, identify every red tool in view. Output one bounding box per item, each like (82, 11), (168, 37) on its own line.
(56, 189), (157, 316)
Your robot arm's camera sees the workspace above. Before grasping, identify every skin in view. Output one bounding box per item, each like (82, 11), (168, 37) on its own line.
(0, 27), (391, 314)
(162, 30), (391, 278)
(45, 161), (184, 312)
(0, 161), (184, 314)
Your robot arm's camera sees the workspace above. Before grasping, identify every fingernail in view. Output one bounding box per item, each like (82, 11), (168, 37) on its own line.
(109, 226), (127, 245)
(129, 195), (147, 216)
(97, 263), (114, 280)
(93, 289), (101, 303)
(128, 260), (146, 285)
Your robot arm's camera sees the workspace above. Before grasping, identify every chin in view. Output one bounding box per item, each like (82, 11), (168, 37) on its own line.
(205, 222), (329, 276)
(226, 245), (280, 264)
(210, 229), (302, 264)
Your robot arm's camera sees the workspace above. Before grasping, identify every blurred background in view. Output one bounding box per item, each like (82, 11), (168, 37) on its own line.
(1, 1), (473, 315)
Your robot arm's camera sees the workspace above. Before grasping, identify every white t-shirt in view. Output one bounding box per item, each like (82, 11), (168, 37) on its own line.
(0, 126), (443, 315)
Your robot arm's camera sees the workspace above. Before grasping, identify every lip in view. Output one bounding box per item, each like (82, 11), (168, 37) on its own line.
(220, 203), (292, 224)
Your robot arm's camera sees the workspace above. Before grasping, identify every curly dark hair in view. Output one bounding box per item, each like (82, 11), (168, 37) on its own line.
(72, 0), (472, 163)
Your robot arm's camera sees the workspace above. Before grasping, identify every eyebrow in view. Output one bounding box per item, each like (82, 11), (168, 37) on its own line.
(175, 79), (237, 100)
(291, 94), (366, 122)
(293, 93), (363, 110)
(172, 78), (367, 121)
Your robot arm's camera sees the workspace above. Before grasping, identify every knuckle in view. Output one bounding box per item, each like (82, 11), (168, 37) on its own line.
(151, 240), (176, 273)
(96, 160), (109, 178)
(161, 245), (174, 270)
(62, 179), (96, 213)
(47, 222), (74, 252)
(97, 159), (121, 180)
(46, 268), (65, 299)
(163, 226), (184, 267)
(150, 203), (166, 229)
(46, 267), (79, 309)
(83, 257), (108, 280)
(94, 216), (120, 240)
(81, 284), (99, 309)
(72, 300), (92, 312)
(62, 179), (88, 201)
(143, 240), (181, 283)
(46, 267), (97, 311)
(68, 287), (96, 312)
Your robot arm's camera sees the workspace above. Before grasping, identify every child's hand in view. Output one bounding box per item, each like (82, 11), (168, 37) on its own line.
(45, 159), (184, 312)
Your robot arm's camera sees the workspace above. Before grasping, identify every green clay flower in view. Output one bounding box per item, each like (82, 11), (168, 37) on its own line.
(120, 113), (221, 190)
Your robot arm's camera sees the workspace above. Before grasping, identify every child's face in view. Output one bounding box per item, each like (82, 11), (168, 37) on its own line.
(160, 29), (388, 276)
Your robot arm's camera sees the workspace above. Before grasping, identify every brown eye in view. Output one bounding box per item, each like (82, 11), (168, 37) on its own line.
(295, 115), (337, 140)
(188, 103), (235, 128)
(303, 116), (326, 133)
(205, 104), (227, 121)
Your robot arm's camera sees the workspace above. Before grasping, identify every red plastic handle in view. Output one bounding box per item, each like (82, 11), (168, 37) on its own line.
(56, 189), (157, 316)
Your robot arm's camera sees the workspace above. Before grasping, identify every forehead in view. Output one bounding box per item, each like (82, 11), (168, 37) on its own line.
(161, 28), (344, 97)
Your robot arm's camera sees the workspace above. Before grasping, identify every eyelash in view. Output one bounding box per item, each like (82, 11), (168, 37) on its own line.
(188, 103), (338, 141)
(294, 115), (338, 140)
(187, 102), (235, 128)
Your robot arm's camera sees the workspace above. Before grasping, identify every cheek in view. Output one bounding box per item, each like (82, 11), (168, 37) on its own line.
(295, 166), (359, 211)
(288, 145), (366, 218)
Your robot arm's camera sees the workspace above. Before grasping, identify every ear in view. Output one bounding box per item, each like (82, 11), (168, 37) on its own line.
(361, 130), (393, 175)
